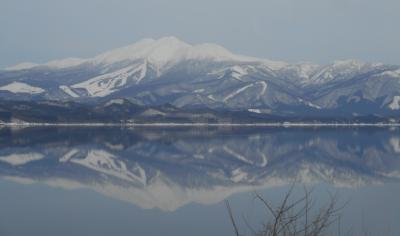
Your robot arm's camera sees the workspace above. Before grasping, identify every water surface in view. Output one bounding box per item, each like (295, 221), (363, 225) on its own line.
(0, 127), (399, 236)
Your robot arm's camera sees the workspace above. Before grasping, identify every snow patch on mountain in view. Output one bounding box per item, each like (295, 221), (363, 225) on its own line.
(0, 82), (45, 94)
(223, 84), (254, 102)
(72, 64), (146, 97)
(59, 85), (79, 98)
(308, 60), (367, 84)
(382, 69), (400, 78)
(104, 99), (125, 106)
(141, 108), (167, 117)
(248, 109), (262, 114)
(231, 66), (248, 81)
(295, 63), (320, 79)
(194, 89), (205, 93)
(256, 81), (268, 99)
(389, 96), (400, 110)
(298, 98), (321, 109)
(4, 62), (39, 71)
(60, 149), (80, 162)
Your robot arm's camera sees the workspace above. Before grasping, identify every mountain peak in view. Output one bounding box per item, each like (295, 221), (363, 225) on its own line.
(93, 36), (258, 68)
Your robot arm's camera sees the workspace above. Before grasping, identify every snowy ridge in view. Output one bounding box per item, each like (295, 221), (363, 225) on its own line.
(45, 58), (87, 69)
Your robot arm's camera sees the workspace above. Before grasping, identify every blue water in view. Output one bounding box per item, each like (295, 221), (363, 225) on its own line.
(0, 127), (399, 236)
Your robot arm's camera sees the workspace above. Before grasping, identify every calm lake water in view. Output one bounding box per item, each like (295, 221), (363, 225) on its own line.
(0, 126), (399, 236)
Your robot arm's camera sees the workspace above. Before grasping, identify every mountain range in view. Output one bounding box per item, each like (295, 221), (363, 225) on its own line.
(1, 36), (400, 121)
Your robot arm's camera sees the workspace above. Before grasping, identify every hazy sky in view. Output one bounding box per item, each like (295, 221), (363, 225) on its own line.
(1, 0), (399, 68)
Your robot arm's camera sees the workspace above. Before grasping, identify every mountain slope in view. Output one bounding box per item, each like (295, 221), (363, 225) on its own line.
(1, 37), (400, 117)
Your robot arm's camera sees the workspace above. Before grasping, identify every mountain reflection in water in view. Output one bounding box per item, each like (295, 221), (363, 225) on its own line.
(0, 126), (399, 212)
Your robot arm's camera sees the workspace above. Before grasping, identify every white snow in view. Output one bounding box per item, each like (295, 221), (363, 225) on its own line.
(295, 63), (320, 79)
(0, 153), (44, 166)
(0, 82), (45, 94)
(207, 95), (217, 101)
(390, 137), (400, 153)
(60, 149), (79, 162)
(298, 98), (321, 109)
(4, 58), (85, 71)
(59, 85), (79, 98)
(4, 62), (39, 71)
(209, 66), (251, 82)
(94, 37), (261, 71)
(333, 59), (365, 69)
(256, 81), (267, 99)
(104, 142), (125, 151)
(308, 60), (367, 84)
(45, 58), (86, 69)
(194, 89), (205, 93)
(231, 168), (248, 182)
(223, 84), (254, 102)
(141, 109), (167, 116)
(105, 99), (125, 106)
(248, 109), (262, 114)
(72, 64), (146, 97)
(389, 96), (400, 110)
(4, 37), (276, 72)
(381, 69), (400, 78)
(230, 66), (249, 81)
(3, 37), (379, 85)
(70, 150), (147, 185)
(307, 102), (321, 109)
(223, 146), (253, 164)
(259, 153), (268, 167)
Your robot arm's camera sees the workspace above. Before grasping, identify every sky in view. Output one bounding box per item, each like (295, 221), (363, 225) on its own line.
(0, 0), (399, 68)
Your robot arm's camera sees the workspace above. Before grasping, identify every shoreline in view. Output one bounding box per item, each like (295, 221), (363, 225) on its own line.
(1, 122), (400, 127)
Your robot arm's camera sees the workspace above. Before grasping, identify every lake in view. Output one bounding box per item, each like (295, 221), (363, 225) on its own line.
(0, 126), (399, 236)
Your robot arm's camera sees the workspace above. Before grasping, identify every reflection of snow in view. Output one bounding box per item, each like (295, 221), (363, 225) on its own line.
(389, 96), (400, 110)
(223, 145), (253, 164)
(390, 137), (400, 153)
(0, 153), (44, 166)
(70, 150), (147, 185)
(60, 149), (79, 162)
(231, 168), (248, 182)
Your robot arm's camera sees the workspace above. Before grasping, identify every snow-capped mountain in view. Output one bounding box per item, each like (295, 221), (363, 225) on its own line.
(1, 127), (400, 210)
(1, 36), (400, 117)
